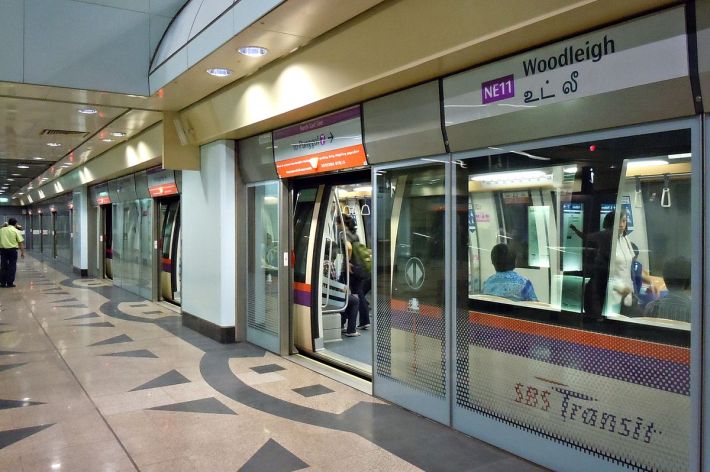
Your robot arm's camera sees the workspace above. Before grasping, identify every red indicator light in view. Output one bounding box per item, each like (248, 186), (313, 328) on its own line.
(589, 145), (597, 152)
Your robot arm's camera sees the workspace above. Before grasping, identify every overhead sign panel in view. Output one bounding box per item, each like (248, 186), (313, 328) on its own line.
(443, 7), (688, 126)
(147, 168), (178, 197)
(92, 183), (111, 205)
(273, 106), (367, 178)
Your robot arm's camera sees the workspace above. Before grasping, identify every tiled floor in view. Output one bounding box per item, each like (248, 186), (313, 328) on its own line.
(0, 254), (546, 471)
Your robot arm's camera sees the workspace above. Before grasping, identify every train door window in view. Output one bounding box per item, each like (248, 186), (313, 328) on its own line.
(103, 205), (113, 280)
(453, 126), (695, 471)
(160, 200), (179, 304)
(293, 188), (318, 285)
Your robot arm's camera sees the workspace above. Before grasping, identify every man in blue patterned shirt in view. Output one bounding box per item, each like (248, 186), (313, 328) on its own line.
(483, 243), (538, 302)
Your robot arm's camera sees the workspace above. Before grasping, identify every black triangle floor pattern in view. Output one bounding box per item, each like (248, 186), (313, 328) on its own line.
(89, 334), (133, 347)
(148, 397), (235, 415)
(131, 369), (190, 391)
(0, 399), (44, 410)
(238, 439), (309, 472)
(100, 349), (158, 359)
(72, 322), (114, 328)
(54, 298), (80, 304)
(65, 312), (100, 321)
(0, 424), (54, 450)
(0, 363), (26, 373)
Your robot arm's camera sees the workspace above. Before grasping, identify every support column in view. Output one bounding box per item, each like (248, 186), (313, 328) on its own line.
(181, 140), (236, 343)
(72, 186), (89, 276)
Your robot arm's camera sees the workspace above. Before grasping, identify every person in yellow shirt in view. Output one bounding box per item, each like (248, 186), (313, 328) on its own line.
(0, 218), (25, 288)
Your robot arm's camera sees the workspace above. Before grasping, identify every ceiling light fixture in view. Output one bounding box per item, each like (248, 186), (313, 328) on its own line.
(238, 46), (268, 57)
(111, 131), (126, 137)
(206, 68), (233, 77)
(627, 159), (669, 168)
(47, 142), (61, 147)
(33, 157), (43, 160)
(78, 108), (97, 114)
(668, 153), (691, 159)
(11, 174), (20, 177)
(6, 179), (13, 181)
(102, 138), (113, 143)
(17, 164), (29, 169)
(472, 170), (548, 182)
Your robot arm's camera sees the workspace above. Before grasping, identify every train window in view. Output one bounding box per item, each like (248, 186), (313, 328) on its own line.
(461, 129), (693, 333)
(293, 188), (318, 284)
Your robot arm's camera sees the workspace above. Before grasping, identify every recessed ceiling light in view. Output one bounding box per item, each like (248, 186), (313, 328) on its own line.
(78, 108), (97, 114)
(102, 138), (113, 143)
(11, 174), (20, 177)
(206, 68), (233, 77)
(61, 164), (72, 168)
(47, 142), (61, 147)
(627, 159), (669, 168)
(33, 156), (43, 160)
(238, 46), (268, 57)
(6, 179), (13, 181)
(111, 131), (126, 137)
(17, 164), (29, 169)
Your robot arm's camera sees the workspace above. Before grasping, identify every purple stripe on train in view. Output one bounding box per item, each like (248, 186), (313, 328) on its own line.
(294, 290), (311, 307)
(471, 323), (689, 396)
(390, 310), (445, 335)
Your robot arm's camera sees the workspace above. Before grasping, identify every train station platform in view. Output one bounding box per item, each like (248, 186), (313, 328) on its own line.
(0, 254), (542, 472)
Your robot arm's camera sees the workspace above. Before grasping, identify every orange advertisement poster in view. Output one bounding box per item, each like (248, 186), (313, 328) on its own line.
(148, 182), (179, 197)
(275, 144), (367, 178)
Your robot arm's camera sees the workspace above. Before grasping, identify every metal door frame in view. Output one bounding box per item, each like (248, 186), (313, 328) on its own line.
(371, 155), (452, 425)
(245, 180), (286, 354)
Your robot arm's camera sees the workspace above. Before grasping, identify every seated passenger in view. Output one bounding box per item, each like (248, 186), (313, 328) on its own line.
(483, 244), (538, 302)
(643, 257), (691, 323)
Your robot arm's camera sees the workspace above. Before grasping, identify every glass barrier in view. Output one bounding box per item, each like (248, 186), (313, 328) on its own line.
(455, 128), (693, 471)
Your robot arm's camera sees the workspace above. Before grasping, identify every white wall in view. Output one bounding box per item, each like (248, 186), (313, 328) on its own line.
(0, 0), (184, 94)
(182, 140), (236, 327)
(72, 186), (88, 271)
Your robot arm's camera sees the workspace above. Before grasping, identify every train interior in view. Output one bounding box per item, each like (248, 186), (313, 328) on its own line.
(293, 176), (373, 377)
(463, 129), (692, 329)
(159, 197), (181, 305)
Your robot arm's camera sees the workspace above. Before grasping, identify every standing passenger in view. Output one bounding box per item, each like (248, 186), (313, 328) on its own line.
(608, 210), (636, 314)
(0, 218), (25, 288)
(581, 211), (615, 318)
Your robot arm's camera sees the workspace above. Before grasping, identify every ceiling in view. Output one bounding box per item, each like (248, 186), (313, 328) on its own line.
(2, 0), (385, 203)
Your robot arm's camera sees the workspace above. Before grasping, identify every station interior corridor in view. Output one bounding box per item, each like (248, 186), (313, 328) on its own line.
(0, 254), (541, 472)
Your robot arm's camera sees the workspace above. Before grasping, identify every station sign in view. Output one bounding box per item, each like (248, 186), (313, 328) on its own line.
(93, 183), (111, 205)
(273, 106), (367, 178)
(443, 7), (687, 125)
(147, 168), (178, 197)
